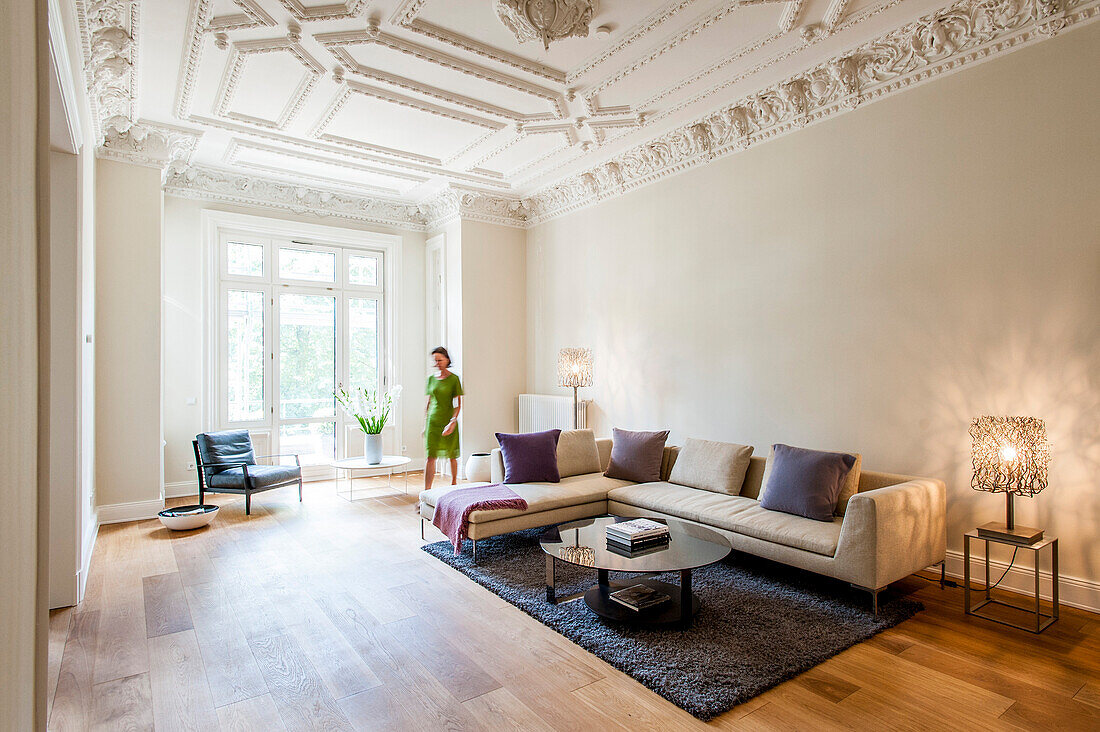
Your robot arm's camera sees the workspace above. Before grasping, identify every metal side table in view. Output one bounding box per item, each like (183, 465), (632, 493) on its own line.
(964, 530), (1058, 633)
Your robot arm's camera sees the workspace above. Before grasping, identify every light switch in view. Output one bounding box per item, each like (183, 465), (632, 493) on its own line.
(186, 397), (197, 406)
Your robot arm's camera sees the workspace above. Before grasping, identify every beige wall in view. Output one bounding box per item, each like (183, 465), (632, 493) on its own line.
(459, 220), (527, 455)
(527, 26), (1100, 593)
(0, 0), (42, 723)
(95, 158), (164, 508)
(161, 196), (428, 488)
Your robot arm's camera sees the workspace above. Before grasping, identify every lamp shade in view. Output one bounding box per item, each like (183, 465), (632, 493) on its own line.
(969, 416), (1050, 497)
(557, 347), (592, 388)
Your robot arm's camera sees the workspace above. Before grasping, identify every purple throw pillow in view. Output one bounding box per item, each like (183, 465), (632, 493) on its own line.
(605, 428), (670, 483)
(759, 444), (857, 522)
(495, 429), (562, 484)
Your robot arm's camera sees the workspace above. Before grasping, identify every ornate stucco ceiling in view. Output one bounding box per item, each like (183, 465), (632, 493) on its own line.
(78, 0), (1097, 228)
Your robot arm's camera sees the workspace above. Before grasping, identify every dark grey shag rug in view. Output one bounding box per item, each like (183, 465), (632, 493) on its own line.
(421, 527), (922, 720)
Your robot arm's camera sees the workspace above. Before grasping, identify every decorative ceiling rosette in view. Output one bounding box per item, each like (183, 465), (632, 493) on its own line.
(495, 0), (598, 50)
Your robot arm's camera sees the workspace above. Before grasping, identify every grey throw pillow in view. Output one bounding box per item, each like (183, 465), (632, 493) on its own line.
(668, 438), (754, 495)
(759, 444), (857, 522)
(604, 428), (670, 483)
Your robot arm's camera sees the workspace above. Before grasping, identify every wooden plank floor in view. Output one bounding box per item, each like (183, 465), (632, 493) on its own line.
(48, 475), (1100, 731)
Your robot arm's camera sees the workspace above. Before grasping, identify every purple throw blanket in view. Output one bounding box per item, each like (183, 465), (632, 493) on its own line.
(432, 484), (528, 555)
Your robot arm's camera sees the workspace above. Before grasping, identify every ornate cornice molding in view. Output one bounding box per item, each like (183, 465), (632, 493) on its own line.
(98, 120), (202, 170)
(162, 166), (531, 231)
(524, 0), (1099, 225)
(76, 0), (140, 139)
(417, 188), (531, 230)
(165, 164), (428, 229)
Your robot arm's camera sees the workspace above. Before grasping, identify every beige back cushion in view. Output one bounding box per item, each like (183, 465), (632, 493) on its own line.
(556, 430), (602, 478)
(757, 445), (863, 515)
(660, 445), (680, 481)
(667, 438), (754, 495)
(596, 438), (613, 472)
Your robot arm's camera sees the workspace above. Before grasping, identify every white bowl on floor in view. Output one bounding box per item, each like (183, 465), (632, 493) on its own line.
(158, 504), (219, 530)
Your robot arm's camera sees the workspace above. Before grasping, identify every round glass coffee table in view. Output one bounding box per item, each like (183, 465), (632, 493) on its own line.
(540, 516), (730, 628)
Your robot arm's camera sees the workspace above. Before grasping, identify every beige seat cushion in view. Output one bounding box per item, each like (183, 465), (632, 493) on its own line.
(556, 430), (602, 478)
(607, 482), (758, 529)
(420, 473), (629, 523)
(759, 445), (863, 516)
(608, 482), (842, 556)
(668, 438), (753, 495)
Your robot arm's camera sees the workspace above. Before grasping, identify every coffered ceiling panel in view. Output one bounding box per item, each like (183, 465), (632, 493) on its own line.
(321, 91), (499, 162)
(99, 0), (1079, 219)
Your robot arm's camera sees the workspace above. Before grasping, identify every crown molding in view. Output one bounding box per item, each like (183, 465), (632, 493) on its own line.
(165, 164), (428, 229)
(523, 0), (1099, 226)
(97, 120), (202, 170)
(417, 188), (531, 230)
(163, 165), (531, 231)
(76, 0), (140, 141)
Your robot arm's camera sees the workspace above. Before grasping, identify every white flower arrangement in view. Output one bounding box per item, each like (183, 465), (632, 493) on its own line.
(335, 384), (402, 435)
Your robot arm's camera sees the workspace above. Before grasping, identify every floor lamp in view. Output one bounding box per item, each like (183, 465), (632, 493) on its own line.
(558, 348), (592, 429)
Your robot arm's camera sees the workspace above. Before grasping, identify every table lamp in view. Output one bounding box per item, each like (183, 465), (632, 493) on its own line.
(558, 347), (592, 429)
(969, 416), (1050, 544)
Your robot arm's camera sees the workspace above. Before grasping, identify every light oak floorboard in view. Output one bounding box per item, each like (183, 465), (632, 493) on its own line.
(91, 672), (154, 731)
(216, 693), (288, 732)
(148, 629), (220, 731)
(47, 475), (1100, 731)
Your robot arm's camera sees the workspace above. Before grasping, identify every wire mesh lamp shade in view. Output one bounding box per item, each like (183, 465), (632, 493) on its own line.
(970, 416), (1050, 544)
(558, 348), (592, 429)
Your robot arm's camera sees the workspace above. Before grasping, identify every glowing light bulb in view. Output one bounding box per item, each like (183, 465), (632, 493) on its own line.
(1000, 444), (1018, 462)
(572, 364), (580, 373)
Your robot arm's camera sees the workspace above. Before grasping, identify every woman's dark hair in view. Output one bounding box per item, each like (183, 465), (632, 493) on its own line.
(431, 346), (451, 368)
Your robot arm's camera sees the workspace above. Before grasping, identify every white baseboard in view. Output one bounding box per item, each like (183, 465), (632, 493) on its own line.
(164, 480), (199, 499)
(97, 498), (164, 525)
(941, 549), (1099, 614)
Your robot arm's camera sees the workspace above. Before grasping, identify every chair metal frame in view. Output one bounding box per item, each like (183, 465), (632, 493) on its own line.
(193, 439), (303, 515)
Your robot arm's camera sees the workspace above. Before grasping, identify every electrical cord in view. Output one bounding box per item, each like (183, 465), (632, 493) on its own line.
(985, 546), (1020, 591)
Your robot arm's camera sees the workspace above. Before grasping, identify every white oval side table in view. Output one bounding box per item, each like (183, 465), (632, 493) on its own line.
(331, 455), (412, 501)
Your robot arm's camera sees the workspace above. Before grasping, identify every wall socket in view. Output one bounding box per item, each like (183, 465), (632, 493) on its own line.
(186, 462), (195, 471)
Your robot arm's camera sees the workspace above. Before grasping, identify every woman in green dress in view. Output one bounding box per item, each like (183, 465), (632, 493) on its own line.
(423, 346), (463, 492)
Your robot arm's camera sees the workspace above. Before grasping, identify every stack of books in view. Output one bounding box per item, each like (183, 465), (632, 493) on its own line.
(609, 583), (671, 611)
(605, 518), (670, 555)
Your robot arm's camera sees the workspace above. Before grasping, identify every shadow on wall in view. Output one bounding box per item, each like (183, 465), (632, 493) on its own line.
(908, 315), (1100, 580)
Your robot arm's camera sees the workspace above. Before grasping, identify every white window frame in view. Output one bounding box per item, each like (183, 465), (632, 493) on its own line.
(202, 210), (402, 477)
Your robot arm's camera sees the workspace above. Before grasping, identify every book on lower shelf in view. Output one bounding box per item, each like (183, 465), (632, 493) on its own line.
(609, 583), (671, 611)
(606, 518), (670, 543)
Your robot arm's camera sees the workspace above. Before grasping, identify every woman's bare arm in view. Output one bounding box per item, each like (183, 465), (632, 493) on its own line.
(443, 396), (462, 435)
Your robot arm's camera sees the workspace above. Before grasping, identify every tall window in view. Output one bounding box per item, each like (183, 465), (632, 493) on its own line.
(217, 232), (386, 469)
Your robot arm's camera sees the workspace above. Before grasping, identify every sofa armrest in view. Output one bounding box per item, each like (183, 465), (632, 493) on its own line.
(491, 448), (505, 483)
(835, 478), (946, 590)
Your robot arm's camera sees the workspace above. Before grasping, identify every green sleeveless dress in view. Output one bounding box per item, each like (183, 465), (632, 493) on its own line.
(425, 373), (463, 459)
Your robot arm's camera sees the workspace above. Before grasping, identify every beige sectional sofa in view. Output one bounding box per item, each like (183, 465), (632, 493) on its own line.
(418, 433), (946, 611)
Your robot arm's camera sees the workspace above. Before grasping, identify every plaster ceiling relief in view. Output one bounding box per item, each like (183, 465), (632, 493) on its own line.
(78, 0), (1097, 225)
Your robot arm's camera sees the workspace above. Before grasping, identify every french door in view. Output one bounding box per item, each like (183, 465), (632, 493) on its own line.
(218, 234), (384, 474)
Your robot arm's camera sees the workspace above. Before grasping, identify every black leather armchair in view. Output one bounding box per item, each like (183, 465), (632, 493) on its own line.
(193, 429), (303, 515)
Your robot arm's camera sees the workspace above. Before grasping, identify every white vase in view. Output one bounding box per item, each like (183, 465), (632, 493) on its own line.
(465, 452), (492, 483)
(364, 433), (383, 465)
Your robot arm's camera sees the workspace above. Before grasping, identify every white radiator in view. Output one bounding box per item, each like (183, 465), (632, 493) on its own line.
(519, 394), (588, 432)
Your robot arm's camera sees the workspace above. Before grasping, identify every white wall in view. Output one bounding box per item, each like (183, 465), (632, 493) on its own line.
(0, 0), (42, 724)
(527, 26), (1100, 601)
(95, 159), (164, 510)
(161, 196), (428, 490)
(459, 219), (527, 454)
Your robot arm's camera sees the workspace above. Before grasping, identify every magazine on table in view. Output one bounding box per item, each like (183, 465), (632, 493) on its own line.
(605, 518), (669, 542)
